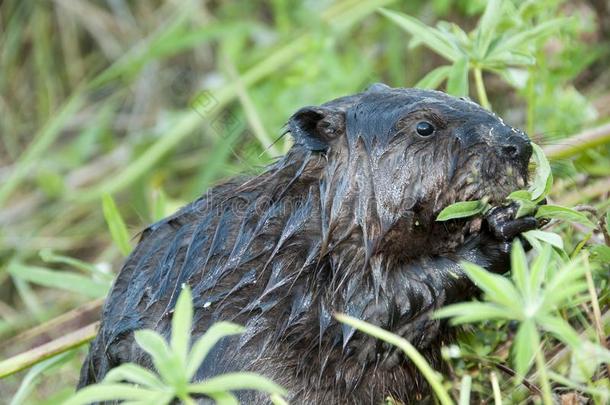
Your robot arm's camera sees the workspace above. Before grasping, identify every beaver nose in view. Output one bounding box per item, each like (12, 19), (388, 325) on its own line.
(499, 132), (532, 164)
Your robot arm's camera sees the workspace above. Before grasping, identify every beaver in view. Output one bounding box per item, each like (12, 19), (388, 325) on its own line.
(79, 83), (538, 403)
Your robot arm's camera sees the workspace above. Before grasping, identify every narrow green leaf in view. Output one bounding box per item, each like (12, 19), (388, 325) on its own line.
(542, 282), (588, 310)
(151, 187), (168, 221)
(378, 9), (461, 61)
(528, 243), (552, 295)
(528, 143), (552, 201)
(11, 351), (76, 405)
(446, 57), (469, 97)
(458, 374), (472, 405)
(435, 302), (514, 324)
(186, 322), (244, 380)
(510, 240), (529, 296)
(436, 200), (486, 221)
(207, 391), (239, 405)
(271, 394), (289, 405)
(62, 384), (162, 405)
(590, 244), (610, 264)
(461, 262), (522, 313)
(39, 249), (113, 282)
(188, 372), (286, 396)
(542, 259), (588, 308)
(102, 194), (132, 256)
(335, 314), (454, 405)
(134, 330), (182, 386)
(489, 18), (567, 58)
(104, 364), (165, 389)
(476, 0), (502, 56)
(415, 65), (451, 89)
(538, 315), (582, 348)
(7, 261), (109, 298)
(336, 314), (453, 405)
(535, 205), (596, 228)
(522, 230), (564, 250)
(171, 286), (193, 367)
(512, 320), (537, 379)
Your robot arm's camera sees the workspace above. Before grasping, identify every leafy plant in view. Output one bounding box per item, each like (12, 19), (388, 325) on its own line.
(435, 241), (609, 404)
(65, 287), (286, 405)
(380, 0), (571, 109)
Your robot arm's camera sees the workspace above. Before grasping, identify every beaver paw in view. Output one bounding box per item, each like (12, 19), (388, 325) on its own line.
(485, 203), (538, 241)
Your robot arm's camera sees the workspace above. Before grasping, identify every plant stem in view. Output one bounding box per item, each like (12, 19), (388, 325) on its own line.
(534, 340), (553, 405)
(336, 314), (454, 405)
(0, 322), (98, 378)
(473, 66), (491, 110)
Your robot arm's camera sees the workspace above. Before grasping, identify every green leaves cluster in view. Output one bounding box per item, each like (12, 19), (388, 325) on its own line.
(65, 287), (286, 405)
(435, 242), (590, 379)
(380, 0), (570, 108)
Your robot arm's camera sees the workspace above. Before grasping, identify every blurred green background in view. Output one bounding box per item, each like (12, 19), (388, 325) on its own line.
(1, 0), (609, 403)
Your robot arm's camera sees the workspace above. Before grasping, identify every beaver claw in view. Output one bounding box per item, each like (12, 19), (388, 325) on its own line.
(485, 204), (538, 241)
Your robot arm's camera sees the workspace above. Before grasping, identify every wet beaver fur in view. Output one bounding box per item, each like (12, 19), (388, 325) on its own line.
(79, 84), (538, 403)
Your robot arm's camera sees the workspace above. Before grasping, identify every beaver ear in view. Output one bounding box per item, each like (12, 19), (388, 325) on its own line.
(365, 82), (392, 93)
(288, 106), (345, 151)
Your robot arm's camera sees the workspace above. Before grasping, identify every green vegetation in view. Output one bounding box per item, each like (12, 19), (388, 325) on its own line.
(0, 0), (608, 403)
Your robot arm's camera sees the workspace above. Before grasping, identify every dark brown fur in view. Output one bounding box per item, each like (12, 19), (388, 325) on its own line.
(79, 85), (535, 403)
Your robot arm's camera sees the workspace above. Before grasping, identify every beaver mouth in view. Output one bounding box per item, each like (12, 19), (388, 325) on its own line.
(451, 156), (529, 208)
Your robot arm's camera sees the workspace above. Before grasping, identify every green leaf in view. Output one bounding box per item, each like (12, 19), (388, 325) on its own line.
(171, 286), (193, 367)
(522, 230), (564, 250)
(542, 282), (588, 310)
(528, 143), (552, 201)
(151, 187), (169, 221)
(7, 261), (109, 298)
(589, 244), (610, 264)
(102, 194), (132, 256)
(461, 262), (522, 313)
(271, 393), (289, 405)
(458, 374), (472, 405)
(207, 391), (240, 405)
(510, 240), (529, 295)
(538, 315), (582, 348)
(542, 259), (588, 308)
(434, 302), (514, 324)
(39, 249), (113, 282)
(104, 364), (165, 389)
(62, 384), (163, 405)
(512, 320), (537, 379)
(436, 200), (487, 221)
(11, 351), (76, 405)
(446, 57), (469, 97)
(489, 18), (568, 58)
(134, 330), (182, 387)
(188, 372), (286, 396)
(528, 243), (552, 296)
(378, 9), (461, 62)
(535, 205), (596, 228)
(186, 322), (244, 380)
(476, 0), (502, 57)
(415, 65), (451, 89)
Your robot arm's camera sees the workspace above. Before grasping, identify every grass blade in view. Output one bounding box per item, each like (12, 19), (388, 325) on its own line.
(102, 194), (132, 256)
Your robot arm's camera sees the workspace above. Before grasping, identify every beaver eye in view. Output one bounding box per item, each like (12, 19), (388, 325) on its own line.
(416, 121), (435, 136)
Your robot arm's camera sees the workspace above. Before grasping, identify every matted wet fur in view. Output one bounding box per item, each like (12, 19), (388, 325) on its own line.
(79, 84), (538, 404)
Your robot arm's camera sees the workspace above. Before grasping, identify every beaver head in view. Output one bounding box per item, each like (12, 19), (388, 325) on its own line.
(289, 83), (531, 259)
